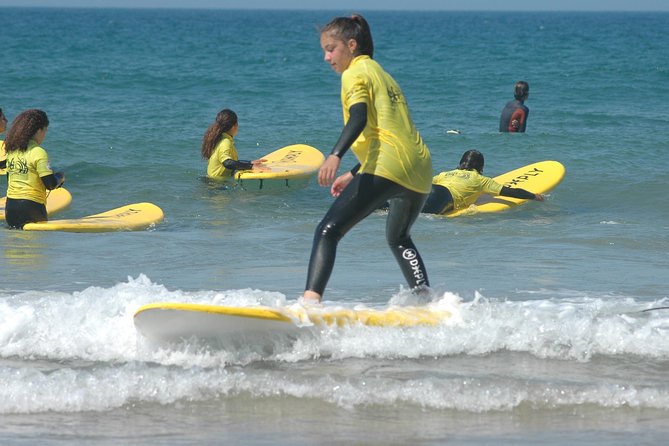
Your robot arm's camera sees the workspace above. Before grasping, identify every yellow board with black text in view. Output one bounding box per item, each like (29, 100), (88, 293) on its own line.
(445, 160), (565, 217)
(234, 144), (324, 190)
(22, 202), (163, 232)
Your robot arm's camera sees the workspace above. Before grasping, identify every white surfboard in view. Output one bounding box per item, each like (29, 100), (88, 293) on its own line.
(133, 302), (453, 342)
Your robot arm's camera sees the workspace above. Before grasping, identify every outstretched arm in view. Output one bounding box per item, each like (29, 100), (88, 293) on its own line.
(500, 186), (544, 201)
(223, 159), (254, 171)
(223, 158), (269, 172)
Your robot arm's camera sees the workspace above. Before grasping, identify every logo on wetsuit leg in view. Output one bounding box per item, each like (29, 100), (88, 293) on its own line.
(402, 248), (417, 260)
(402, 248), (426, 285)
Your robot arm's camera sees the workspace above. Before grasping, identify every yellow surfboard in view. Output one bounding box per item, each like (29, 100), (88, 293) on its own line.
(134, 302), (453, 341)
(23, 202), (163, 232)
(234, 144), (324, 190)
(445, 160), (565, 217)
(1, 188), (73, 221)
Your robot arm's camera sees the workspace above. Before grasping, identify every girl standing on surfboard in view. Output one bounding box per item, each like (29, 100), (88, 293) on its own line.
(422, 150), (544, 215)
(3, 109), (65, 229)
(303, 14), (432, 303)
(201, 109), (266, 179)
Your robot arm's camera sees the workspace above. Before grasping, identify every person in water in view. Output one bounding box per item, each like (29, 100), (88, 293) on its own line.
(4, 109), (65, 229)
(201, 109), (266, 179)
(499, 81), (530, 133)
(303, 14), (433, 303)
(422, 149), (544, 215)
(0, 108), (8, 175)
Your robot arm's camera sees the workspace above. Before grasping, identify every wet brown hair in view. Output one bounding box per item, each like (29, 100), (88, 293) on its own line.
(4, 109), (49, 153)
(458, 150), (485, 174)
(201, 109), (237, 160)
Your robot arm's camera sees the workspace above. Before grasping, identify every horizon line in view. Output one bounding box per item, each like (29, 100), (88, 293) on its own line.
(1, 5), (667, 12)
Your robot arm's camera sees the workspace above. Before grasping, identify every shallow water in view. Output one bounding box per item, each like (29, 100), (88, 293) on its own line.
(1, 8), (668, 445)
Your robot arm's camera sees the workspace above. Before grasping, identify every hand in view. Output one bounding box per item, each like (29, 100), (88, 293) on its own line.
(534, 193), (545, 201)
(251, 159), (270, 172)
(331, 172), (353, 197)
(55, 172), (65, 186)
(318, 155), (341, 187)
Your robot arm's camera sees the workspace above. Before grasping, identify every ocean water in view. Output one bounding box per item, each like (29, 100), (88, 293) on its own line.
(1, 7), (669, 445)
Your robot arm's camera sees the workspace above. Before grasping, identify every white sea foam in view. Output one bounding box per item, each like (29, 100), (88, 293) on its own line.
(2, 275), (669, 414)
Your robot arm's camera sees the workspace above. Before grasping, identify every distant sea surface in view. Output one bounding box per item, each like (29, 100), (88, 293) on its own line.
(1, 8), (668, 445)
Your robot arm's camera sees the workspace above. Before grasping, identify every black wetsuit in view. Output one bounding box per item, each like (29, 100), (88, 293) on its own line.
(305, 103), (430, 295)
(223, 159), (254, 171)
(499, 99), (529, 132)
(306, 173), (429, 295)
(4, 199), (48, 229)
(421, 184), (536, 215)
(421, 184), (454, 214)
(5, 173), (63, 229)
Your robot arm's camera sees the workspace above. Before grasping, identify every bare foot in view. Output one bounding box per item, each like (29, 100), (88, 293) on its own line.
(301, 290), (321, 304)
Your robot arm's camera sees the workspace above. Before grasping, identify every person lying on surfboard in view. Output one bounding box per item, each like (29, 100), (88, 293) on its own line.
(3, 109), (66, 229)
(302, 14), (432, 303)
(201, 109), (267, 179)
(422, 149), (544, 215)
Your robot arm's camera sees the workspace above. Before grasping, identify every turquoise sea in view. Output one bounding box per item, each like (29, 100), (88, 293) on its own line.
(1, 7), (669, 445)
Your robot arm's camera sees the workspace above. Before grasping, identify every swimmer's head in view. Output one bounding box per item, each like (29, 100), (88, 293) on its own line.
(201, 108), (238, 160)
(458, 149), (484, 174)
(514, 81), (529, 101)
(215, 109), (238, 134)
(4, 109), (49, 153)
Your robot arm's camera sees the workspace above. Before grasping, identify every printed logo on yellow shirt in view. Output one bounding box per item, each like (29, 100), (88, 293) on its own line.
(387, 86), (405, 104)
(8, 157), (29, 174)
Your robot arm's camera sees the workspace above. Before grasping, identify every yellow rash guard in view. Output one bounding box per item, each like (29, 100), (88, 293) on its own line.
(207, 133), (239, 178)
(341, 55), (432, 194)
(432, 169), (504, 211)
(6, 140), (54, 204)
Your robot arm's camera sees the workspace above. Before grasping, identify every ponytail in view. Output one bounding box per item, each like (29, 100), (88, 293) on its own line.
(321, 14), (374, 58)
